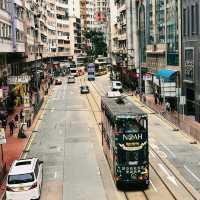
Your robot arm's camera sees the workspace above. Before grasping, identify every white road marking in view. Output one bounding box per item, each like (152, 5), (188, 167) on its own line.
(51, 108), (55, 112)
(54, 172), (57, 179)
(158, 163), (178, 186)
(151, 143), (159, 151)
(150, 180), (158, 192)
(160, 143), (176, 158)
(157, 150), (167, 159)
(150, 150), (156, 158)
(184, 165), (200, 182)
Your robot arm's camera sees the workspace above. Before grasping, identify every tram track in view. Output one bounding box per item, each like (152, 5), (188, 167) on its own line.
(82, 76), (200, 200)
(80, 76), (149, 200)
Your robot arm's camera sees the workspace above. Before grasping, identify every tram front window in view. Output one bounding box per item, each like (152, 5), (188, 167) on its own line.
(116, 118), (147, 133)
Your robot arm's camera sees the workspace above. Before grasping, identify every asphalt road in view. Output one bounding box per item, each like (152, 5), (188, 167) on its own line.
(25, 77), (107, 200)
(94, 74), (200, 193)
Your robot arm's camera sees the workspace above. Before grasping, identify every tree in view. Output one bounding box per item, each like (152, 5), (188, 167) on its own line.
(84, 31), (107, 58)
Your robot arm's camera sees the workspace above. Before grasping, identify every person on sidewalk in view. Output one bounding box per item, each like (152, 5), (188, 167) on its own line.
(154, 93), (158, 105)
(9, 120), (15, 136)
(2, 118), (7, 130)
(20, 110), (24, 122)
(14, 114), (19, 127)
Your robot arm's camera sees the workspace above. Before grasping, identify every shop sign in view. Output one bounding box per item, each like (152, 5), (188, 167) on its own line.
(0, 89), (3, 98)
(0, 128), (6, 144)
(184, 48), (194, 82)
(143, 74), (152, 81)
(2, 86), (9, 99)
(24, 95), (30, 108)
(7, 75), (31, 85)
(180, 96), (186, 105)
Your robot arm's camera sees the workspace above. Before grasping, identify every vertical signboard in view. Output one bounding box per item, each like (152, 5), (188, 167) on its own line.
(184, 48), (194, 82)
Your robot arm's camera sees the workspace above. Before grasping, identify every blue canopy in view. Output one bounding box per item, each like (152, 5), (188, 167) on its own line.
(155, 69), (177, 81)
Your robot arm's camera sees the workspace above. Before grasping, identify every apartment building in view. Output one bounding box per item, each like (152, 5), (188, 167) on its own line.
(112, 0), (140, 69)
(0, 0), (25, 78)
(80, 0), (95, 32)
(182, 0), (200, 121)
(95, 0), (108, 34)
(146, 0), (179, 73)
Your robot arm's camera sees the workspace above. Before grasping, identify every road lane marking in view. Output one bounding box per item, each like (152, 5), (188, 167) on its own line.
(160, 143), (176, 158)
(184, 165), (200, 182)
(150, 180), (158, 192)
(150, 150), (156, 158)
(54, 172), (57, 179)
(51, 108), (55, 112)
(158, 163), (178, 186)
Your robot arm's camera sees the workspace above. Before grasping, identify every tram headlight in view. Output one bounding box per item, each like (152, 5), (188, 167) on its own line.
(141, 168), (149, 179)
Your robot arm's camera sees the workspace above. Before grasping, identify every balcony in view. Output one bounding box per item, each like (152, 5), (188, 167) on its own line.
(118, 4), (126, 13)
(0, 39), (13, 53)
(118, 33), (126, 41)
(16, 42), (25, 52)
(146, 43), (167, 54)
(14, 0), (23, 7)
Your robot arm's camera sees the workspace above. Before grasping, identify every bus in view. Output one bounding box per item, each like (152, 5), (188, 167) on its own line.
(94, 57), (108, 76)
(87, 63), (95, 81)
(101, 96), (149, 188)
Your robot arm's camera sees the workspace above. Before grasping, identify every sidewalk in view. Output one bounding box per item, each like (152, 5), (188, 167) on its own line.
(0, 83), (51, 199)
(134, 93), (200, 142)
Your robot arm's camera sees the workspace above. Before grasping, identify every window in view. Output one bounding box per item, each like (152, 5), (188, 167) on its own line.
(183, 8), (187, 36)
(191, 5), (195, 34)
(8, 173), (34, 184)
(196, 3), (199, 34)
(187, 7), (190, 36)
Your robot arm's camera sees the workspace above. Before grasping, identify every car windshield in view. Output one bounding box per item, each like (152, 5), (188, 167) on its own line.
(8, 173), (34, 184)
(116, 82), (121, 86)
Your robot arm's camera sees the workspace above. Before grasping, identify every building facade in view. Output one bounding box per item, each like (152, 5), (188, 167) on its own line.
(80, 0), (95, 32)
(182, 0), (200, 121)
(146, 0), (179, 73)
(95, 0), (108, 33)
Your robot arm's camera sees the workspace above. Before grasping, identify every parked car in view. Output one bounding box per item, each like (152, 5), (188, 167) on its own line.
(80, 85), (89, 94)
(67, 76), (75, 83)
(6, 158), (43, 200)
(55, 79), (62, 85)
(111, 81), (123, 92)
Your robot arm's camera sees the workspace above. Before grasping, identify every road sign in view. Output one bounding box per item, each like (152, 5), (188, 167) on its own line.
(180, 96), (186, 105)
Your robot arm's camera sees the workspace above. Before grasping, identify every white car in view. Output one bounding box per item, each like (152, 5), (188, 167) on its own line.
(111, 81), (123, 92)
(6, 158), (43, 200)
(67, 75), (75, 83)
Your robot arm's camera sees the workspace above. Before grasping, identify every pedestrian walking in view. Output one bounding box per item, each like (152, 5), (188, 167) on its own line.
(9, 120), (15, 136)
(154, 93), (158, 104)
(14, 114), (19, 127)
(166, 102), (171, 112)
(20, 109), (24, 122)
(2, 118), (7, 130)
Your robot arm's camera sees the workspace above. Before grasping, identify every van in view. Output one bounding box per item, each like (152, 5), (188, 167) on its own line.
(6, 158), (43, 200)
(111, 81), (123, 92)
(69, 68), (77, 77)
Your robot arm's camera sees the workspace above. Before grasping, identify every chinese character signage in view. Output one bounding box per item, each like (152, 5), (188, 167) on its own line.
(184, 48), (194, 82)
(7, 75), (31, 85)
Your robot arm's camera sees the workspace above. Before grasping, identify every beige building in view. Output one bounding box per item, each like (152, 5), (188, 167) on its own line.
(0, 0), (81, 77)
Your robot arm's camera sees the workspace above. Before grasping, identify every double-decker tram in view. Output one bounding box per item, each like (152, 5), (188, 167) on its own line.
(101, 96), (149, 188)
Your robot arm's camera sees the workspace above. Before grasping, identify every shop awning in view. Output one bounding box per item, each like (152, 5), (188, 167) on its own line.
(155, 69), (177, 81)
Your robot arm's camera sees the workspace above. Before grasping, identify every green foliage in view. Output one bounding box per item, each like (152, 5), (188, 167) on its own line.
(84, 31), (107, 58)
